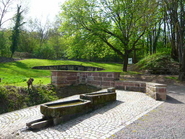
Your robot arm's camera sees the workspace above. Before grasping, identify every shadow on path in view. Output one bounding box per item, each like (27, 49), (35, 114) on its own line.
(166, 95), (184, 104)
(30, 100), (123, 133)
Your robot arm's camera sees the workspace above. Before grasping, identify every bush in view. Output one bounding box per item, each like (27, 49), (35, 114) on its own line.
(6, 86), (28, 111)
(0, 85), (58, 114)
(137, 53), (178, 70)
(0, 86), (8, 99)
(0, 86), (9, 113)
(33, 45), (56, 59)
(27, 84), (58, 106)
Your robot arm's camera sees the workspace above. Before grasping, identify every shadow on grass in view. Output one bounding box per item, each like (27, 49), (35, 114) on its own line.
(0, 60), (28, 69)
(14, 61), (29, 69)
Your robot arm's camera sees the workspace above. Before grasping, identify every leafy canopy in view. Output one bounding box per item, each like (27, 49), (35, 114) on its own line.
(60, 0), (160, 71)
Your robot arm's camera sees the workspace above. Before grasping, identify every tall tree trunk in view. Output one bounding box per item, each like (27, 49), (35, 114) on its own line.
(123, 52), (129, 72)
(133, 49), (137, 63)
(10, 5), (24, 58)
(163, 13), (167, 48)
(170, 29), (178, 61)
(179, 50), (185, 81)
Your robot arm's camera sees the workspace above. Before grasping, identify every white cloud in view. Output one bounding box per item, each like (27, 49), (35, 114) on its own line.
(27, 0), (65, 23)
(1, 0), (66, 28)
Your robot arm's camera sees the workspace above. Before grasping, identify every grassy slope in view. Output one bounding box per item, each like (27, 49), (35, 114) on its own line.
(0, 59), (123, 86)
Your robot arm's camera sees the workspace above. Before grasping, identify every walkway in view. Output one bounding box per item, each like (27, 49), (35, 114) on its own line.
(0, 89), (163, 139)
(109, 85), (185, 139)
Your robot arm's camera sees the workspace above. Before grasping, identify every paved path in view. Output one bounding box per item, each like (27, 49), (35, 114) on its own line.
(109, 85), (185, 139)
(0, 89), (163, 139)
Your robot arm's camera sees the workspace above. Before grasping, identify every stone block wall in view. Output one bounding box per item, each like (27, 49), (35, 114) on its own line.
(51, 71), (167, 101)
(79, 72), (120, 88)
(51, 71), (79, 87)
(115, 81), (146, 92)
(51, 71), (120, 88)
(33, 65), (104, 71)
(146, 83), (167, 101)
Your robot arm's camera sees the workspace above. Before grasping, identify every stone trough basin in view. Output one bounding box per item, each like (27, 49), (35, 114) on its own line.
(40, 99), (91, 119)
(27, 99), (91, 129)
(26, 88), (116, 130)
(80, 88), (116, 109)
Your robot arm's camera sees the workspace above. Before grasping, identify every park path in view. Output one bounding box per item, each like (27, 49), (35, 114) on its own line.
(0, 89), (163, 139)
(109, 85), (185, 139)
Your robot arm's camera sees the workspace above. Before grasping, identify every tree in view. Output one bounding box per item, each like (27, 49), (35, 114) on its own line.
(0, 0), (13, 28)
(47, 26), (66, 59)
(163, 0), (185, 81)
(0, 30), (7, 56)
(10, 5), (24, 58)
(60, 0), (160, 71)
(26, 18), (51, 49)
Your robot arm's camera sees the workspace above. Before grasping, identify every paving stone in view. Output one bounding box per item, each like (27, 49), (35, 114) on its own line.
(0, 90), (162, 139)
(109, 85), (185, 139)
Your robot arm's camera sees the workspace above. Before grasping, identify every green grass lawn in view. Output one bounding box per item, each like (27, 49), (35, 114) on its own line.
(0, 59), (123, 87)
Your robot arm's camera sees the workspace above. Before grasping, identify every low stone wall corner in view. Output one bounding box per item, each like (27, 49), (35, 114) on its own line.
(146, 82), (167, 101)
(51, 71), (167, 101)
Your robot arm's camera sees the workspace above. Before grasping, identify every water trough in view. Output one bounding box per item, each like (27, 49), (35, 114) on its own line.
(26, 88), (116, 130)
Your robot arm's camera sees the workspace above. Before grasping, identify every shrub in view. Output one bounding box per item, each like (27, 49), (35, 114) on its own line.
(137, 53), (178, 70)
(0, 86), (9, 113)
(0, 85), (58, 114)
(33, 45), (56, 59)
(27, 84), (58, 106)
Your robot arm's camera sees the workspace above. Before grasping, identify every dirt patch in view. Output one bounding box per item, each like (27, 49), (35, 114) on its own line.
(0, 57), (22, 63)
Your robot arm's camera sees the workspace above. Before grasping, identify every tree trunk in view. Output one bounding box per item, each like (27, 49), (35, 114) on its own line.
(123, 53), (128, 72)
(171, 39), (179, 61)
(10, 52), (14, 58)
(133, 49), (137, 63)
(179, 50), (185, 81)
(179, 72), (185, 81)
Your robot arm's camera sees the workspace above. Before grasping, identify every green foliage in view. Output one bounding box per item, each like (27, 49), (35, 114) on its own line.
(0, 31), (11, 57)
(5, 86), (27, 111)
(0, 86), (8, 101)
(18, 31), (37, 53)
(27, 84), (58, 106)
(0, 86), (28, 113)
(64, 33), (122, 62)
(137, 53), (178, 69)
(165, 76), (178, 80)
(0, 0), (182, 71)
(60, 0), (161, 71)
(10, 5), (25, 58)
(0, 86), (9, 113)
(33, 45), (56, 59)
(0, 85), (58, 114)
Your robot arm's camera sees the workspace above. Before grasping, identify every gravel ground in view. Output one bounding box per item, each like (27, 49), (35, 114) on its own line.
(109, 85), (185, 139)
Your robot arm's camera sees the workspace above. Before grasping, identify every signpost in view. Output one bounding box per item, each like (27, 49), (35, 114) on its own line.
(128, 58), (132, 64)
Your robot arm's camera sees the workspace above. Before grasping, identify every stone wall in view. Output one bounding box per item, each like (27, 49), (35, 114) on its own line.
(51, 71), (79, 87)
(79, 72), (120, 88)
(146, 83), (167, 101)
(33, 65), (104, 71)
(51, 71), (167, 101)
(115, 81), (146, 92)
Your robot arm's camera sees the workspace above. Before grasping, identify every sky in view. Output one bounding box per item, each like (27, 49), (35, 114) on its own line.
(1, 0), (66, 28)
(27, 0), (66, 23)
